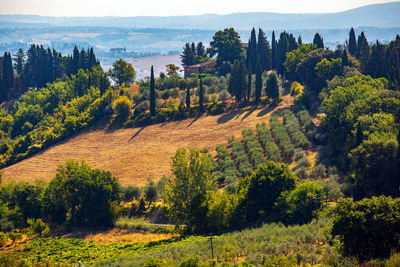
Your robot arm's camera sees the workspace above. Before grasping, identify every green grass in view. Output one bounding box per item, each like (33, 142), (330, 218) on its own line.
(115, 217), (174, 234)
(96, 219), (334, 266)
(5, 235), (205, 265)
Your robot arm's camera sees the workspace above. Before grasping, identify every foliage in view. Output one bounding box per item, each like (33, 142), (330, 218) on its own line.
(26, 218), (49, 236)
(113, 96), (131, 121)
(108, 59), (136, 87)
(270, 115), (294, 158)
(209, 28), (245, 75)
(115, 217), (174, 234)
(265, 71), (279, 100)
(233, 162), (296, 224)
(332, 196), (400, 261)
(256, 122), (281, 162)
(228, 59), (247, 103)
(282, 109), (311, 149)
(242, 128), (266, 168)
(164, 148), (216, 233)
(43, 159), (120, 227)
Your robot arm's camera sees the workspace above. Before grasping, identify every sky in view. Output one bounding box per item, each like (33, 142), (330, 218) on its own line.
(0, 0), (398, 16)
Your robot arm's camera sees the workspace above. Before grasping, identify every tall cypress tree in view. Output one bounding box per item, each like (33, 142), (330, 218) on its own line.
(72, 45), (80, 74)
(348, 28), (357, 56)
(199, 78), (204, 113)
(357, 32), (370, 71)
(1, 52), (13, 101)
(247, 65), (252, 102)
(247, 28), (257, 73)
(271, 31), (277, 70)
(342, 50), (349, 67)
(150, 65), (156, 116)
(257, 28), (271, 71)
(266, 71), (279, 100)
(313, 33), (324, 49)
(297, 36), (303, 45)
(255, 57), (262, 103)
(186, 87), (190, 109)
(228, 59), (247, 103)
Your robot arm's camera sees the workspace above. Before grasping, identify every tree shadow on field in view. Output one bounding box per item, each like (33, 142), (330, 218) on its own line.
(241, 109), (256, 121)
(257, 104), (278, 117)
(217, 110), (245, 124)
(128, 126), (146, 142)
(186, 116), (200, 128)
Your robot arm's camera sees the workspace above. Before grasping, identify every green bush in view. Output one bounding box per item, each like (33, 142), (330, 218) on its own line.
(242, 128), (266, 168)
(121, 186), (142, 202)
(27, 218), (50, 236)
(282, 110), (311, 149)
(256, 123), (281, 162)
(0, 232), (7, 247)
(270, 115), (294, 158)
(113, 96), (131, 120)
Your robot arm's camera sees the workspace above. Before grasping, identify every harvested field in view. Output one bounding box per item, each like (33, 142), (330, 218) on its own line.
(1, 95), (294, 187)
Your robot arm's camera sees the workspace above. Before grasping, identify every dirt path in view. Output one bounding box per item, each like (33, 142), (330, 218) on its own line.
(1, 95), (293, 186)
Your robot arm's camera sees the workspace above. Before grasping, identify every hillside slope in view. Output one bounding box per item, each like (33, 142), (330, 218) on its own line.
(1, 95), (293, 186)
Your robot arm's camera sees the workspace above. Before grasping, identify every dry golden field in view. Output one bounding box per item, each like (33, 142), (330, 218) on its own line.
(1, 95), (294, 187)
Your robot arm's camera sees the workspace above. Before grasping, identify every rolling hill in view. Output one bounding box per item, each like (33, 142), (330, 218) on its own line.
(1, 95), (294, 186)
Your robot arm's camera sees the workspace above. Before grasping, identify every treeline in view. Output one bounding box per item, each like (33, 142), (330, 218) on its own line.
(0, 45), (99, 102)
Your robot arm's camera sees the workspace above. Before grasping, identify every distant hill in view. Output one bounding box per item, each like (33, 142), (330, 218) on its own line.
(1, 2), (400, 30)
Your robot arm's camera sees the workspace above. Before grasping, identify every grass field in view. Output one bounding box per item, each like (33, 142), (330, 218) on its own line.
(1, 94), (294, 186)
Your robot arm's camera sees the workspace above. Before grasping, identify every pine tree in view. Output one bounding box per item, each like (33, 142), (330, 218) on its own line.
(196, 42), (206, 59)
(348, 28), (357, 56)
(247, 28), (257, 73)
(271, 31), (277, 70)
(266, 71), (279, 100)
(255, 57), (262, 103)
(199, 78), (204, 113)
(191, 43), (198, 64)
(181, 43), (196, 67)
(247, 65), (252, 102)
(150, 65), (156, 116)
(13, 48), (25, 75)
(366, 40), (386, 78)
(257, 28), (271, 71)
(313, 33), (324, 49)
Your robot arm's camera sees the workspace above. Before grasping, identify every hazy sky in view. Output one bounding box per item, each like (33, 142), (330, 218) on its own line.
(0, 0), (398, 16)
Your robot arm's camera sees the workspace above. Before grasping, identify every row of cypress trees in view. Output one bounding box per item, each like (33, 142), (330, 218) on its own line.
(0, 45), (100, 103)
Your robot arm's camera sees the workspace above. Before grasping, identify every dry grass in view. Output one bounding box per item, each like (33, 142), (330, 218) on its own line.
(82, 228), (176, 244)
(1, 94), (294, 187)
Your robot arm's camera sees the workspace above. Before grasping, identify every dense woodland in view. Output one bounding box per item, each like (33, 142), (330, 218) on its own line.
(0, 26), (400, 266)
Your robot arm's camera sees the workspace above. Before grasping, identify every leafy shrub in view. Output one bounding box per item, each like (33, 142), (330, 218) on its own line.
(115, 217), (173, 234)
(218, 89), (231, 101)
(113, 96), (131, 120)
(270, 115), (294, 158)
(296, 158), (310, 169)
(208, 102), (226, 115)
(228, 137), (252, 177)
(256, 122), (281, 162)
(242, 128), (266, 168)
(293, 148), (307, 161)
(310, 164), (327, 179)
(290, 82), (304, 97)
(27, 218), (49, 236)
(0, 232), (7, 247)
(282, 110), (311, 149)
(121, 186), (142, 202)
(295, 167), (309, 179)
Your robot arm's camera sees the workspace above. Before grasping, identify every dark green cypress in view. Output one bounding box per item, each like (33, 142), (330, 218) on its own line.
(313, 33), (324, 49)
(271, 31), (277, 70)
(13, 48), (25, 75)
(73, 45), (80, 74)
(1, 52), (14, 101)
(186, 87), (190, 109)
(266, 72), (279, 100)
(298, 36), (303, 45)
(199, 78), (204, 113)
(257, 28), (271, 71)
(357, 32), (370, 71)
(255, 57), (262, 102)
(150, 65), (156, 116)
(342, 50), (349, 66)
(247, 28), (257, 73)
(247, 65), (252, 102)
(348, 28), (357, 56)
